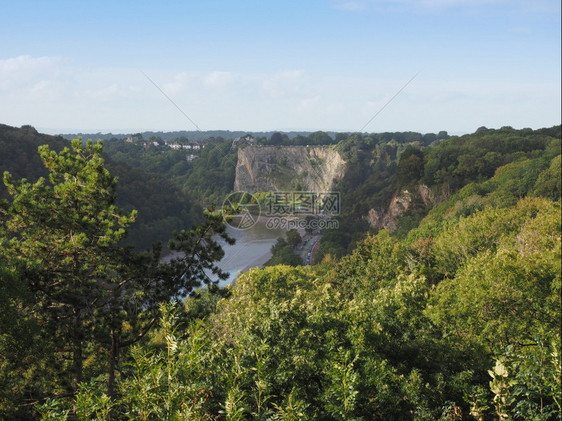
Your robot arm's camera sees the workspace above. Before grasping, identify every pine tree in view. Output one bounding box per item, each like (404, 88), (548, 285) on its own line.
(1, 138), (234, 410)
(2, 139), (136, 394)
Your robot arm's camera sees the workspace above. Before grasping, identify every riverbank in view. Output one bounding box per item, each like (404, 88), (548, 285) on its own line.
(214, 216), (285, 285)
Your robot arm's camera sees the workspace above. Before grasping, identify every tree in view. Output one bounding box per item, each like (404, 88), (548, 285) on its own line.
(267, 238), (302, 266)
(309, 130), (333, 145)
(2, 139), (137, 396)
(269, 132), (285, 145)
(1, 139), (234, 412)
(397, 146), (424, 186)
(0, 254), (53, 419)
(286, 228), (302, 248)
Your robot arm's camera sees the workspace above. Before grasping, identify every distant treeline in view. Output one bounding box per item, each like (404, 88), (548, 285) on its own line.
(59, 128), (451, 145)
(59, 129), (341, 142)
(259, 129), (449, 146)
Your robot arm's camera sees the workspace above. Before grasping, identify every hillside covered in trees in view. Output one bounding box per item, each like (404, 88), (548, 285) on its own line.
(316, 125), (561, 259)
(0, 124), (201, 251)
(0, 124), (560, 419)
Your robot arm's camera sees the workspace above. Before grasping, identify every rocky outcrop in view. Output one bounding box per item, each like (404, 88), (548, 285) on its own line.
(234, 146), (345, 193)
(418, 184), (435, 207)
(367, 184), (435, 231)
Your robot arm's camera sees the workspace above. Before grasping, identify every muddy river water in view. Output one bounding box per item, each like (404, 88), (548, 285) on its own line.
(213, 217), (285, 285)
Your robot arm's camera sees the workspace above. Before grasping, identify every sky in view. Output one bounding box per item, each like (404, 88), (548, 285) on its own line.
(1, 0), (560, 135)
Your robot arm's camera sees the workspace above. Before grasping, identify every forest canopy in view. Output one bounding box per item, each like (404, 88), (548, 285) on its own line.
(0, 124), (560, 420)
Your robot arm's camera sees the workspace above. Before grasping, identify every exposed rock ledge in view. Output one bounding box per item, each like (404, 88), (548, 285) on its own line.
(367, 184), (435, 231)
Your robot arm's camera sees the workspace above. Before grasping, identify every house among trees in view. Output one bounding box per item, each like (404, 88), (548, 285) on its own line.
(232, 134), (256, 148)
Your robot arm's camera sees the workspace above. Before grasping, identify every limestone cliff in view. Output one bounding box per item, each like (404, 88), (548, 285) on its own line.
(367, 184), (435, 231)
(234, 146), (345, 193)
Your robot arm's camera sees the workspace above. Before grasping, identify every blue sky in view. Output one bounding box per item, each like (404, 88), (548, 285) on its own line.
(1, 0), (560, 134)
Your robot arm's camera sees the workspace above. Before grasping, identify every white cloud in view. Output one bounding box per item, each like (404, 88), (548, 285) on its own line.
(261, 70), (306, 98)
(203, 71), (234, 88)
(161, 72), (190, 96)
(299, 96), (321, 110)
(83, 83), (120, 101)
(0, 55), (66, 92)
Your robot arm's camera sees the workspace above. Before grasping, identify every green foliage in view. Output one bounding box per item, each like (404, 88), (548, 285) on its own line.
(428, 198), (560, 349)
(409, 139), (561, 251)
(101, 137), (239, 249)
(0, 261), (53, 419)
(285, 228), (302, 248)
(107, 161), (198, 251)
(397, 146), (424, 187)
(181, 138), (238, 206)
(532, 154), (562, 201)
(266, 237), (302, 266)
(113, 305), (219, 420)
(35, 398), (69, 420)
(0, 124), (67, 198)
(316, 218), (371, 260)
(330, 230), (407, 292)
(2, 139), (137, 396)
(165, 208), (235, 292)
(322, 348), (360, 420)
(38, 304), (221, 420)
(2, 125), (561, 419)
(263, 130), (339, 146)
(498, 332), (562, 420)
(1, 139), (233, 418)
(210, 266), (345, 418)
(34, 191), (561, 419)
(422, 126), (558, 191)
(0, 124), (199, 251)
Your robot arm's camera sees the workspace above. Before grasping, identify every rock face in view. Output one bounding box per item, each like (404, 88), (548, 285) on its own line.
(367, 184), (435, 231)
(234, 146), (345, 193)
